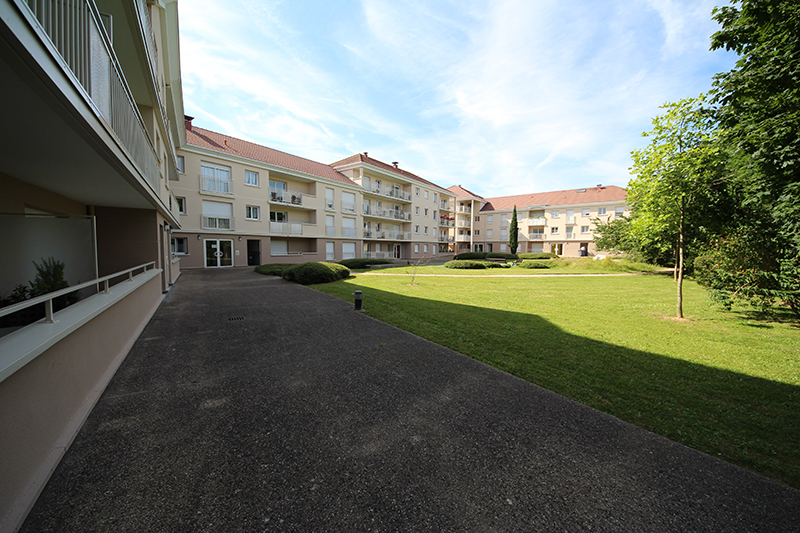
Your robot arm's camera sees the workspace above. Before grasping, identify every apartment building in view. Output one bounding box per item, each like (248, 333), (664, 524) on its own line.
(448, 185), (629, 257)
(0, 0), (184, 530)
(172, 122), (457, 267)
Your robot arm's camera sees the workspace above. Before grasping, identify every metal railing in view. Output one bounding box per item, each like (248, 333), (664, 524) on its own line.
(440, 201), (452, 210)
(341, 227), (357, 237)
(270, 187), (304, 206)
(0, 262), (156, 324)
(528, 234), (545, 241)
(202, 216), (235, 230)
(439, 235), (455, 243)
(458, 206), (472, 213)
(270, 222), (303, 235)
(200, 175), (234, 195)
(439, 219), (455, 227)
(364, 251), (396, 259)
(325, 226), (336, 236)
(527, 217), (547, 226)
(23, 0), (161, 194)
(362, 206), (411, 221)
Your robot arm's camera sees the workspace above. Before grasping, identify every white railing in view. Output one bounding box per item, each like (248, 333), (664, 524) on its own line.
(0, 262), (156, 325)
(200, 175), (234, 195)
(439, 219), (455, 227)
(456, 235), (471, 242)
(527, 217), (546, 226)
(565, 216), (576, 224)
(363, 230), (411, 240)
(528, 234), (545, 241)
(364, 251), (396, 259)
(386, 188), (412, 201)
(459, 206), (472, 213)
(341, 227), (357, 237)
(342, 201), (356, 213)
(439, 235), (455, 243)
(440, 201), (452, 210)
(270, 187), (304, 206)
(23, 0), (161, 194)
(325, 226), (336, 237)
(202, 216), (235, 230)
(362, 206), (411, 221)
(270, 222), (303, 235)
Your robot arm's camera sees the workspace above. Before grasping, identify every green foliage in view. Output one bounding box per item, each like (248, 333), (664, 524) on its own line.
(338, 258), (394, 269)
(254, 263), (297, 276)
(518, 253), (557, 260)
(9, 284), (31, 304)
(486, 253), (518, 260)
(454, 252), (488, 260)
(445, 260), (506, 269)
(30, 257), (69, 296)
(518, 261), (552, 269)
(282, 262), (350, 285)
(509, 205), (519, 254)
(694, 229), (799, 316)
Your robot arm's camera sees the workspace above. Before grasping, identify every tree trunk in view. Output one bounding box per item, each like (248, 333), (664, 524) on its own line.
(676, 202), (685, 319)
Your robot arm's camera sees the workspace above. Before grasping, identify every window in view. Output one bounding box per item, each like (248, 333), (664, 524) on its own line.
(424, 190), (429, 199)
(326, 242), (335, 261)
(245, 171), (259, 186)
(202, 200), (233, 230)
(175, 196), (186, 214)
(487, 229), (493, 238)
(424, 208), (429, 217)
(269, 179), (287, 202)
(581, 225), (590, 233)
(326, 215), (335, 236)
(270, 211), (287, 223)
(415, 207), (420, 215)
(551, 210), (560, 218)
(474, 216), (480, 222)
(342, 217), (356, 237)
(271, 240), (288, 256)
(501, 214), (508, 226)
(566, 228), (574, 238)
(415, 244), (420, 253)
(415, 225), (420, 234)
(598, 207), (607, 215)
(424, 226), (428, 235)
(171, 237), (188, 254)
(245, 205), (260, 220)
(200, 162), (232, 194)
(433, 210), (437, 220)
(487, 215), (493, 224)
(424, 244), (429, 253)
(342, 191), (356, 213)
(176, 155), (185, 173)
(500, 243), (507, 252)
(501, 229), (508, 240)
(582, 208), (590, 217)
(415, 187), (420, 196)
(615, 206), (625, 217)
(434, 193), (437, 202)
(551, 227), (559, 234)
(475, 230), (480, 236)
(342, 242), (356, 260)
(326, 188), (335, 210)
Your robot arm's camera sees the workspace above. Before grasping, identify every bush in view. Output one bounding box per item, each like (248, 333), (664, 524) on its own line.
(486, 252), (518, 260)
(255, 263), (297, 276)
(519, 253), (557, 260)
(282, 262), (350, 285)
(518, 261), (552, 269)
(445, 260), (486, 269)
(454, 252), (488, 260)
(339, 258), (394, 269)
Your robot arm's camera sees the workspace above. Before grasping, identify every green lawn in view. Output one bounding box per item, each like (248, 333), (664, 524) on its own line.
(312, 272), (800, 489)
(354, 257), (662, 275)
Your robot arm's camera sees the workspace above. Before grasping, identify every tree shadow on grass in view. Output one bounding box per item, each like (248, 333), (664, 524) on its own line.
(330, 284), (800, 490)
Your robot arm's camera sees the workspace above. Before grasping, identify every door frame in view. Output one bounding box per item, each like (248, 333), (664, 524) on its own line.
(204, 238), (234, 268)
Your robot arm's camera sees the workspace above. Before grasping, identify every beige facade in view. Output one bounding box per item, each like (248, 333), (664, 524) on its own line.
(449, 185), (629, 257)
(172, 125), (457, 268)
(0, 0), (185, 530)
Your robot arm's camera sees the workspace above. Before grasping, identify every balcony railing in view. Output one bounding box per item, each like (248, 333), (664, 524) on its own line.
(270, 188), (304, 206)
(364, 251), (396, 259)
(363, 230), (411, 240)
(458, 206), (472, 213)
(325, 226), (336, 237)
(438, 235), (455, 243)
(23, 0), (162, 194)
(440, 201), (452, 211)
(202, 216), (235, 230)
(341, 227), (357, 237)
(439, 219), (455, 227)
(528, 233), (545, 241)
(527, 217), (546, 226)
(200, 176), (234, 195)
(386, 187), (412, 201)
(342, 201), (357, 213)
(565, 216), (576, 224)
(270, 222), (303, 235)
(362, 205), (411, 221)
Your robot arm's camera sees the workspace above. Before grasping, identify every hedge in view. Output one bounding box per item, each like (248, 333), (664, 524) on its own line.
(486, 252), (519, 260)
(454, 252), (488, 260)
(338, 258), (394, 269)
(282, 262), (351, 285)
(254, 263), (297, 276)
(519, 253), (557, 260)
(518, 261), (552, 269)
(445, 260), (507, 269)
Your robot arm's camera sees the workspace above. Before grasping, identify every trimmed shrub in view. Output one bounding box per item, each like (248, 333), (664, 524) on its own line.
(454, 252), (488, 260)
(486, 252), (519, 260)
(339, 258), (394, 269)
(518, 261), (552, 269)
(519, 253), (557, 260)
(445, 260), (486, 269)
(255, 263), (297, 276)
(282, 262), (350, 285)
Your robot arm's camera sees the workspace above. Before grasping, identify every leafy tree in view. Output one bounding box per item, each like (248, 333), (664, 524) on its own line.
(509, 205), (518, 254)
(628, 95), (726, 318)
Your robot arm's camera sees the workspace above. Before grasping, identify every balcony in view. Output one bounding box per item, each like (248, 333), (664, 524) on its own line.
(363, 205), (411, 221)
(270, 222), (304, 235)
(528, 233), (545, 241)
(270, 188), (304, 206)
(364, 251), (396, 259)
(202, 216), (235, 231)
(527, 217), (546, 226)
(565, 217), (576, 224)
(439, 235), (455, 243)
(440, 201), (453, 211)
(456, 235), (471, 242)
(458, 206), (472, 213)
(200, 176), (234, 196)
(362, 230), (411, 240)
(439, 218), (455, 227)
(365, 185), (412, 202)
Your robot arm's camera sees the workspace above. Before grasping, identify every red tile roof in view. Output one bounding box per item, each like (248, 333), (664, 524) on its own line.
(331, 153), (452, 193)
(479, 186), (627, 211)
(185, 126), (355, 185)
(447, 185), (484, 199)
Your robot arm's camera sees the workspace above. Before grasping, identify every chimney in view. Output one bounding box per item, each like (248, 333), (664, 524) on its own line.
(392, 161), (399, 168)
(596, 183), (602, 191)
(184, 115), (194, 131)
(363, 152), (368, 157)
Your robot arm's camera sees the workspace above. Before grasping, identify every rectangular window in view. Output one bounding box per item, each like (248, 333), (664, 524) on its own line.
(342, 191), (356, 213)
(582, 208), (590, 217)
(581, 225), (590, 233)
(566, 228), (574, 238)
(434, 193), (437, 203)
(415, 225), (420, 234)
(415, 207), (420, 215)
(326, 188), (335, 210)
(598, 207), (607, 215)
(201, 162), (233, 194)
(551, 210), (560, 218)
(424, 208), (429, 216)
(433, 210), (437, 220)
(474, 230), (480, 236)
(270, 211), (287, 223)
(202, 200), (233, 230)
(487, 215), (493, 224)
(500, 243), (507, 252)
(342, 217), (356, 237)
(171, 237), (188, 254)
(245, 170), (259, 186)
(245, 205), (260, 220)
(424, 190), (429, 199)
(176, 155), (185, 173)
(424, 226), (428, 234)
(424, 244), (429, 253)
(326, 215), (335, 236)
(501, 228), (508, 240)
(501, 214), (508, 226)
(415, 187), (420, 196)
(474, 216), (480, 222)
(487, 229), (493, 238)
(415, 244), (420, 253)
(176, 196), (186, 214)
(615, 206), (625, 217)
(342, 242), (356, 260)
(551, 227), (559, 234)
(326, 242), (335, 261)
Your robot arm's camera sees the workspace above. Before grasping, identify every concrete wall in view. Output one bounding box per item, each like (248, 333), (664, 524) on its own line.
(95, 207), (160, 277)
(0, 274), (163, 532)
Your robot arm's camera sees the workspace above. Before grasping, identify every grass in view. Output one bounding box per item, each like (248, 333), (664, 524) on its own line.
(311, 272), (800, 489)
(354, 257), (662, 275)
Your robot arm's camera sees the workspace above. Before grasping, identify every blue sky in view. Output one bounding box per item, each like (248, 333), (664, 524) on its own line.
(178, 0), (737, 197)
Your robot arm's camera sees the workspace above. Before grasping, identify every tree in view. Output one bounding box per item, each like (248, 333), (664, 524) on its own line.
(509, 205), (518, 254)
(628, 95), (726, 318)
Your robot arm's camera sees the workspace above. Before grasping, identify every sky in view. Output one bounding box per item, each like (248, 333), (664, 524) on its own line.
(178, 0), (738, 198)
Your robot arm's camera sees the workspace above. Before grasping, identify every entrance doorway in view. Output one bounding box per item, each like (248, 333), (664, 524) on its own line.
(247, 239), (261, 266)
(550, 243), (564, 256)
(205, 239), (233, 267)
(393, 244), (401, 259)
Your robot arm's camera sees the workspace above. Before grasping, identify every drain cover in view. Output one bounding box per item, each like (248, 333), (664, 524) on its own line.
(228, 316), (245, 321)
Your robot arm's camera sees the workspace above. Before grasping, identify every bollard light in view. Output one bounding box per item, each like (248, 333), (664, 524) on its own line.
(354, 290), (363, 310)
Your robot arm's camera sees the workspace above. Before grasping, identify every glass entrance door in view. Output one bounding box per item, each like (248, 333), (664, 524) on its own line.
(205, 239), (234, 267)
